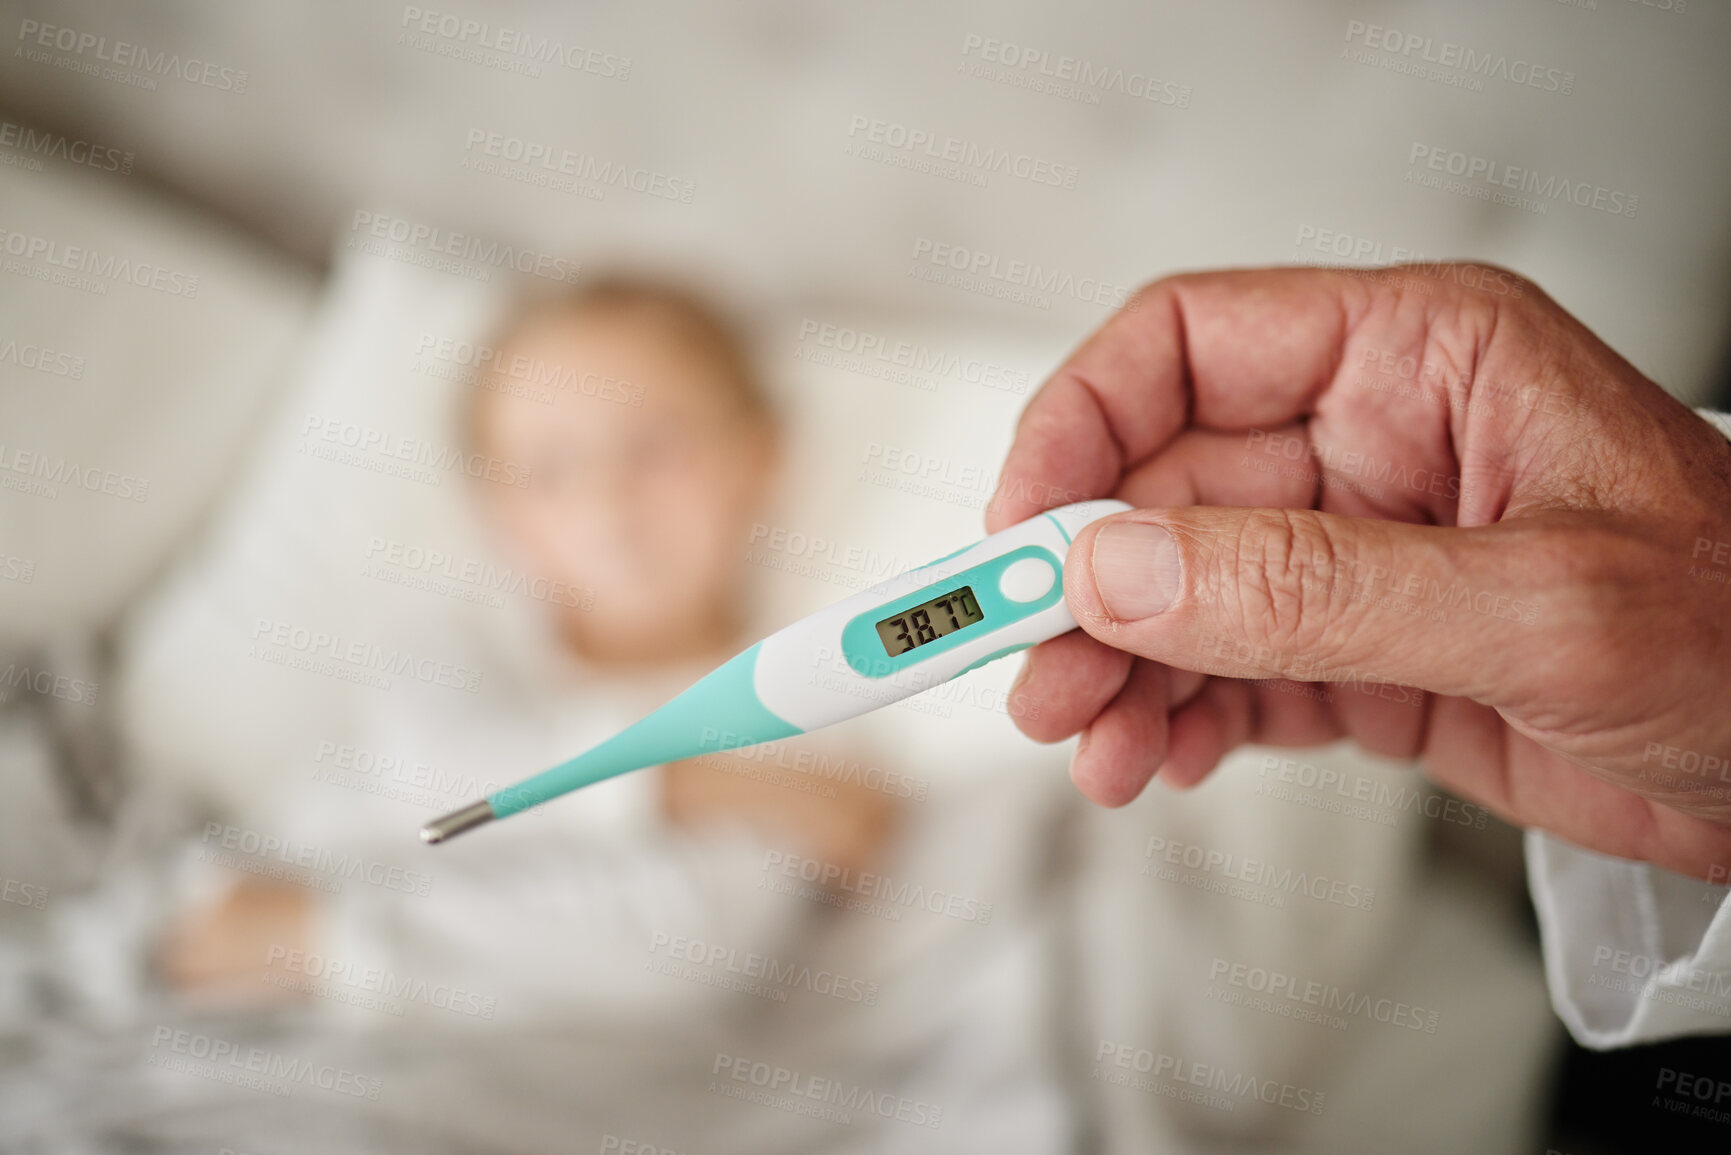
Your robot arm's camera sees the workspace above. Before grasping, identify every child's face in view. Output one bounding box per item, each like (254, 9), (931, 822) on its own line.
(477, 306), (775, 664)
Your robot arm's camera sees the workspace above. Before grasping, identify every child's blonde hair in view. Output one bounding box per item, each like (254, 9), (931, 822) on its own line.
(467, 275), (774, 455)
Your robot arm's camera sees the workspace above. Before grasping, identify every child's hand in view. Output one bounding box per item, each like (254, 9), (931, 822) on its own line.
(157, 880), (314, 1007)
(660, 749), (900, 883)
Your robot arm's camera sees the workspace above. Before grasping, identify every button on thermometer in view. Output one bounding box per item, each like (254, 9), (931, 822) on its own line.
(422, 499), (1131, 843)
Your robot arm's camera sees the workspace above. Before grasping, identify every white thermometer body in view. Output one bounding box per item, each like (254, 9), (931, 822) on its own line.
(752, 498), (1130, 733)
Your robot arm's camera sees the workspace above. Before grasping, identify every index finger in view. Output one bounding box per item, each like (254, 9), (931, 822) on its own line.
(985, 267), (1363, 532)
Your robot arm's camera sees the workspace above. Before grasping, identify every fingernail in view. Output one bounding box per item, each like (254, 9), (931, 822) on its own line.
(1091, 522), (1180, 619)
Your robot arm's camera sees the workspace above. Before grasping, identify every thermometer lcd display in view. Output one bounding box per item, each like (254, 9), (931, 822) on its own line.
(875, 586), (986, 657)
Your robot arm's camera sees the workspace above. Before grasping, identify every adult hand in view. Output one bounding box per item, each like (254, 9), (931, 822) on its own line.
(987, 264), (1731, 880)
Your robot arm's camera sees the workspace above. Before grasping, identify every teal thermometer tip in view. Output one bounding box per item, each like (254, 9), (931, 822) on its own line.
(420, 643), (796, 843)
(420, 498), (1130, 845)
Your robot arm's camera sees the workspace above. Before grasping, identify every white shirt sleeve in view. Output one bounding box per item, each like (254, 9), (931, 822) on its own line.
(1524, 406), (1731, 1049)
(1526, 830), (1731, 1048)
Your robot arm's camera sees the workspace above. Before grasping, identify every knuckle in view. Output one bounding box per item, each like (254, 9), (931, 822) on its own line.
(1219, 509), (1351, 668)
(1470, 520), (1653, 724)
(1542, 526), (1652, 650)
(1502, 529), (1634, 723)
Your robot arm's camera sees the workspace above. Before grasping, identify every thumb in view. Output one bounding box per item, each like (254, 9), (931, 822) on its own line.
(1064, 507), (1546, 700)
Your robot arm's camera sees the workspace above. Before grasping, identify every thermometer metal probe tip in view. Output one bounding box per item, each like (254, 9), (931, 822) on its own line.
(421, 800), (495, 844)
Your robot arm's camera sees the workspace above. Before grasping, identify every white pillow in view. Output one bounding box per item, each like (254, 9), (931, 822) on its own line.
(116, 242), (509, 817)
(0, 148), (316, 644)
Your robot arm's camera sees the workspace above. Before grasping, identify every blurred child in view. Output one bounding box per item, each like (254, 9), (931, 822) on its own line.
(470, 279), (898, 865)
(159, 277), (900, 1006)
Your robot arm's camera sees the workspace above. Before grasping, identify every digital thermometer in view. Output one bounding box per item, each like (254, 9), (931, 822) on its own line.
(421, 499), (1131, 843)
